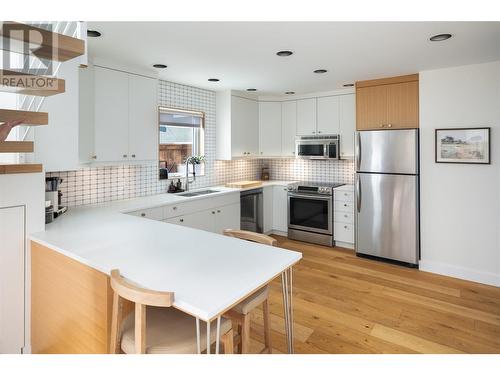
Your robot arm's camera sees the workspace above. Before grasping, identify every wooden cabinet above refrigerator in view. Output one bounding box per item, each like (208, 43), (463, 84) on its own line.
(355, 74), (419, 130)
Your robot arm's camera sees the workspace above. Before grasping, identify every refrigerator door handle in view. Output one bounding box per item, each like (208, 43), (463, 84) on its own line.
(356, 174), (361, 213)
(355, 132), (361, 171)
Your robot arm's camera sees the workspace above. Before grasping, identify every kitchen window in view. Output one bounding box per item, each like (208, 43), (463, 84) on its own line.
(158, 107), (205, 179)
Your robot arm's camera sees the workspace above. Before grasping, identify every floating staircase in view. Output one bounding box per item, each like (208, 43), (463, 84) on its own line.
(0, 21), (85, 62)
(0, 21), (85, 174)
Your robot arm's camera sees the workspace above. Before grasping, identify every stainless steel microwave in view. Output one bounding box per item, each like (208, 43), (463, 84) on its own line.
(295, 135), (340, 160)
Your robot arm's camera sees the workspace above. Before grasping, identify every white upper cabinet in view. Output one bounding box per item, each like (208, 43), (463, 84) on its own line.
(296, 98), (317, 135)
(317, 96), (340, 135)
(94, 67), (129, 162)
(339, 94), (356, 158)
(281, 101), (297, 157)
(217, 90), (354, 160)
(128, 74), (158, 161)
(93, 66), (157, 163)
(259, 101), (282, 157)
(232, 95), (259, 157)
(216, 91), (259, 160)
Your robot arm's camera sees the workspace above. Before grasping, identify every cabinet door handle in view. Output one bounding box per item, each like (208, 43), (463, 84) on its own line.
(387, 124), (392, 128)
(217, 210), (221, 213)
(173, 206), (177, 210)
(132, 154), (136, 158)
(180, 218), (184, 222)
(318, 131), (322, 134)
(141, 213), (146, 217)
(212, 211), (216, 214)
(123, 154), (127, 158)
(344, 225), (348, 229)
(380, 124), (384, 128)
(91, 155), (97, 160)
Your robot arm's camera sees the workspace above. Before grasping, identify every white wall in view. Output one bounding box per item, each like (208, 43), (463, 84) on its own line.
(419, 61), (500, 286)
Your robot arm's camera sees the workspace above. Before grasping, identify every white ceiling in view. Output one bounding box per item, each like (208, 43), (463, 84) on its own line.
(87, 22), (500, 95)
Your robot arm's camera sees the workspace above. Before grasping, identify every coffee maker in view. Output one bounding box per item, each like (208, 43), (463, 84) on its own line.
(45, 177), (67, 220)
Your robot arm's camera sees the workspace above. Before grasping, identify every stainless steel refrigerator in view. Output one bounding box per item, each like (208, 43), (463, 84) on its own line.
(355, 129), (419, 266)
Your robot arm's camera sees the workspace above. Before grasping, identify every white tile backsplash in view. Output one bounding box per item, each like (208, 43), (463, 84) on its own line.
(262, 159), (355, 184)
(48, 79), (354, 207)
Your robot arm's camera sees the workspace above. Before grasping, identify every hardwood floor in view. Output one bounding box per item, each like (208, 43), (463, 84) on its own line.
(247, 236), (500, 354)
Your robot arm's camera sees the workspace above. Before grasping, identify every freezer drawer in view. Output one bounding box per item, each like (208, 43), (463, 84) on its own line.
(356, 129), (418, 174)
(355, 173), (419, 265)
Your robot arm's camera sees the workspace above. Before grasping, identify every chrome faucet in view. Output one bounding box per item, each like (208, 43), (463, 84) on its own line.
(185, 158), (195, 191)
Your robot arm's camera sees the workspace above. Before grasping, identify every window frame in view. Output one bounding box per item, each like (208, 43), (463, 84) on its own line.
(158, 106), (205, 179)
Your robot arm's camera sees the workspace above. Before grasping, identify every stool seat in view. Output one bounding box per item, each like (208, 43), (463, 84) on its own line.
(232, 286), (269, 315)
(121, 307), (232, 354)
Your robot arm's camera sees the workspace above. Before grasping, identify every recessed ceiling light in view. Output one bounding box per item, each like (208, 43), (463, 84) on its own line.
(343, 83), (354, 87)
(276, 50), (293, 57)
(430, 33), (452, 42)
(246, 88), (257, 91)
(208, 78), (220, 82)
(314, 69), (328, 74)
(153, 64), (167, 69)
(87, 29), (102, 38)
(285, 91), (295, 95)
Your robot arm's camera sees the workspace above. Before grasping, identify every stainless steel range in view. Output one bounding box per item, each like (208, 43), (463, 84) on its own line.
(287, 181), (344, 246)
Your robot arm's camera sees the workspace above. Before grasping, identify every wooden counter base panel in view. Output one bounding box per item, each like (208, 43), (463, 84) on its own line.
(31, 241), (114, 353)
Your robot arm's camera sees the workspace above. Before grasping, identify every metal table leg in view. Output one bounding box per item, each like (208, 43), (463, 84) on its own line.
(206, 320), (211, 354)
(281, 266), (294, 353)
(196, 317), (201, 354)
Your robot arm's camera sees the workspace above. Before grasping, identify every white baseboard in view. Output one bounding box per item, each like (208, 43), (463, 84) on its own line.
(419, 260), (500, 287)
(335, 241), (354, 249)
(266, 230), (288, 237)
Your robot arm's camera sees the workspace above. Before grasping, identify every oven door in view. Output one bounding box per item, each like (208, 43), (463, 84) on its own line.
(296, 142), (327, 159)
(288, 193), (333, 235)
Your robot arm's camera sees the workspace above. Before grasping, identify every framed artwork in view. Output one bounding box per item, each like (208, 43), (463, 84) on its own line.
(435, 127), (491, 164)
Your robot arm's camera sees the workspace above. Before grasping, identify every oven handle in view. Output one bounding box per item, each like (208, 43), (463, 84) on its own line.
(288, 193), (332, 201)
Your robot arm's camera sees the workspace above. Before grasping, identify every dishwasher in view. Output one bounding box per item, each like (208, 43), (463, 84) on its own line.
(240, 188), (263, 233)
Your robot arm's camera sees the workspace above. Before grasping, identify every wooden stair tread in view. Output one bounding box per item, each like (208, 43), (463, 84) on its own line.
(0, 141), (34, 153)
(0, 22), (85, 62)
(0, 163), (42, 174)
(0, 69), (65, 96)
(0, 109), (48, 125)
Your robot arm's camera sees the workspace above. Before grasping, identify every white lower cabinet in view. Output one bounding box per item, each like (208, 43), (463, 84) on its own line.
(334, 185), (355, 246)
(166, 209), (214, 232)
(262, 186), (274, 234)
(272, 185), (289, 233)
(165, 203), (240, 234)
(0, 206), (25, 354)
(213, 203), (240, 234)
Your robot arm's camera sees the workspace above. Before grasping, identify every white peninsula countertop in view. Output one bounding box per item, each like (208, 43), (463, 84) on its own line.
(30, 181), (301, 321)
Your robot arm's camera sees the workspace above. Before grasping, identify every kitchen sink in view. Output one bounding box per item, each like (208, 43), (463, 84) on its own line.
(177, 189), (219, 197)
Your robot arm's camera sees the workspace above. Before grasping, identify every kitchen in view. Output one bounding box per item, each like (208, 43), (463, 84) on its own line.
(0, 17), (500, 366)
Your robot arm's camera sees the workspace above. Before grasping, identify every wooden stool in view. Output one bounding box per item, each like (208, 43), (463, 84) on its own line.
(223, 229), (276, 354)
(109, 269), (233, 354)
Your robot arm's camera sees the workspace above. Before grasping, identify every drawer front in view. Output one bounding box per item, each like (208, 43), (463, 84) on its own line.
(335, 190), (354, 202)
(335, 211), (354, 224)
(128, 206), (164, 221)
(164, 193), (240, 219)
(334, 222), (354, 244)
(335, 200), (354, 213)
